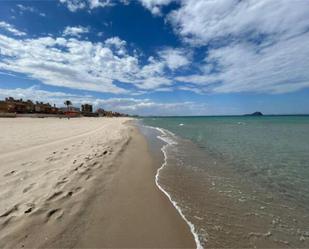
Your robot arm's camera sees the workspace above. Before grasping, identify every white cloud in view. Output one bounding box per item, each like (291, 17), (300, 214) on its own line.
(168, 0), (309, 94)
(16, 4), (46, 17)
(88, 0), (113, 9)
(168, 0), (309, 45)
(208, 35), (309, 94)
(176, 34), (309, 93)
(59, 0), (175, 14)
(59, 0), (87, 11)
(158, 48), (190, 70)
(133, 76), (172, 90)
(59, 0), (176, 13)
(0, 86), (73, 105)
(0, 29), (177, 93)
(0, 21), (26, 36)
(0, 34), (129, 93)
(0, 86), (207, 115)
(59, 0), (114, 11)
(17, 4), (36, 13)
(63, 26), (89, 37)
(3, 0), (309, 96)
(138, 0), (174, 15)
(105, 36), (126, 48)
(105, 37), (127, 55)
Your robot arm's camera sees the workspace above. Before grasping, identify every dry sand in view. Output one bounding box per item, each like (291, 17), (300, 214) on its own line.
(0, 117), (195, 248)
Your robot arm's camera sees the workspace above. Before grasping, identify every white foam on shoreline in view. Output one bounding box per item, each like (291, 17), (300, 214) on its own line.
(144, 125), (203, 249)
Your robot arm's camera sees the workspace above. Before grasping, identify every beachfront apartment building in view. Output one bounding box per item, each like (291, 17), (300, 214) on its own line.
(0, 97), (129, 117)
(0, 97), (59, 114)
(81, 104), (93, 114)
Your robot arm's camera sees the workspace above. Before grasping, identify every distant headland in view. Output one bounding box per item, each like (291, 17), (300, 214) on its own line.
(244, 111), (263, 116)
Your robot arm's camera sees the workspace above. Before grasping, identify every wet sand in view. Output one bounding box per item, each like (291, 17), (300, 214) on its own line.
(0, 117), (195, 248)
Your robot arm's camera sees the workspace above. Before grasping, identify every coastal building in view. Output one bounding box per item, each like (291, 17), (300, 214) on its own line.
(59, 106), (81, 117)
(0, 98), (34, 113)
(35, 101), (51, 113)
(81, 104), (93, 114)
(0, 100), (10, 113)
(0, 97), (58, 114)
(0, 97), (128, 117)
(81, 104), (98, 117)
(96, 108), (126, 117)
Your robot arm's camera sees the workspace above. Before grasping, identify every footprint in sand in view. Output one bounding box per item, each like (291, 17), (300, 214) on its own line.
(91, 161), (99, 167)
(85, 174), (93, 180)
(23, 183), (35, 193)
(46, 209), (61, 221)
(46, 191), (63, 201)
(22, 161), (36, 167)
(74, 186), (83, 193)
(4, 170), (17, 177)
(64, 186), (82, 198)
(73, 163), (84, 172)
(24, 208), (32, 214)
(1, 216), (14, 227)
(54, 178), (68, 188)
(97, 150), (108, 157)
(46, 156), (57, 162)
(24, 203), (35, 214)
(0, 205), (19, 218)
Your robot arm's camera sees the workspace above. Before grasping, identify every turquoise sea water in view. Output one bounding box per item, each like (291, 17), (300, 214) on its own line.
(141, 116), (309, 248)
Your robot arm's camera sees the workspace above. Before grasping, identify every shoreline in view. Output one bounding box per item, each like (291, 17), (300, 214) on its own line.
(154, 127), (202, 249)
(0, 117), (195, 248)
(139, 123), (202, 248)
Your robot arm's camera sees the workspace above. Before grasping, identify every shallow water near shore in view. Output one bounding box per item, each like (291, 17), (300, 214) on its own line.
(140, 116), (309, 248)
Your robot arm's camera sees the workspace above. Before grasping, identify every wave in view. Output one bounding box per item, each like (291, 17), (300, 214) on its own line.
(142, 124), (203, 249)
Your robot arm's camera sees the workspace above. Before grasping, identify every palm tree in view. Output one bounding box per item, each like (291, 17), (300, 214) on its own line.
(64, 100), (72, 112)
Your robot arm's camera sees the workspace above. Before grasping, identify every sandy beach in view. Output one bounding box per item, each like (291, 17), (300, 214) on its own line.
(0, 117), (194, 248)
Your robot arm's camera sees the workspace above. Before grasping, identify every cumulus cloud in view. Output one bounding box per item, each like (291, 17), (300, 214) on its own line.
(105, 37), (126, 48)
(59, 0), (87, 11)
(0, 34), (134, 93)
(59, 0), (175, 14)
(0, 21), (26, 36)
(105, 37), (127, 56)
(158, 48), (190, 70)
(63, 26), (89, 37)
(138, 0), (174, 15)
(59, 0), (176, 14)
(59, 0), (114, 11)
(0, 28), (180, 93)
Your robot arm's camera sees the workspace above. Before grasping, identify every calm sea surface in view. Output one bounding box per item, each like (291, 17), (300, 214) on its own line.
(141, 116), (309, 248)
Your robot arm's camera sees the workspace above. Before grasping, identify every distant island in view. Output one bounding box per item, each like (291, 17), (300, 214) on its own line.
(245, 111), (263, 116)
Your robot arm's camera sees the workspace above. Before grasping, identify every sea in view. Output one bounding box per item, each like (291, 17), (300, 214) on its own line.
(138, 116), (309, 248)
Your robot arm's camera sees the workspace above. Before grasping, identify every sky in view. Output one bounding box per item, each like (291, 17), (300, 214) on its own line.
(0, 0), (309, 116)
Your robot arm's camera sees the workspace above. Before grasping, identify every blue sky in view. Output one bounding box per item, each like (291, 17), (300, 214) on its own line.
(0, 0), (309, 115)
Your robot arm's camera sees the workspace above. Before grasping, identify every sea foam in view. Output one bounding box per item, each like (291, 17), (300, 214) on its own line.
(152, 126), (203, 249)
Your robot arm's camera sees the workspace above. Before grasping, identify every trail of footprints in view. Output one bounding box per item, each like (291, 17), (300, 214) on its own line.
(1, 142), (114, 226)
